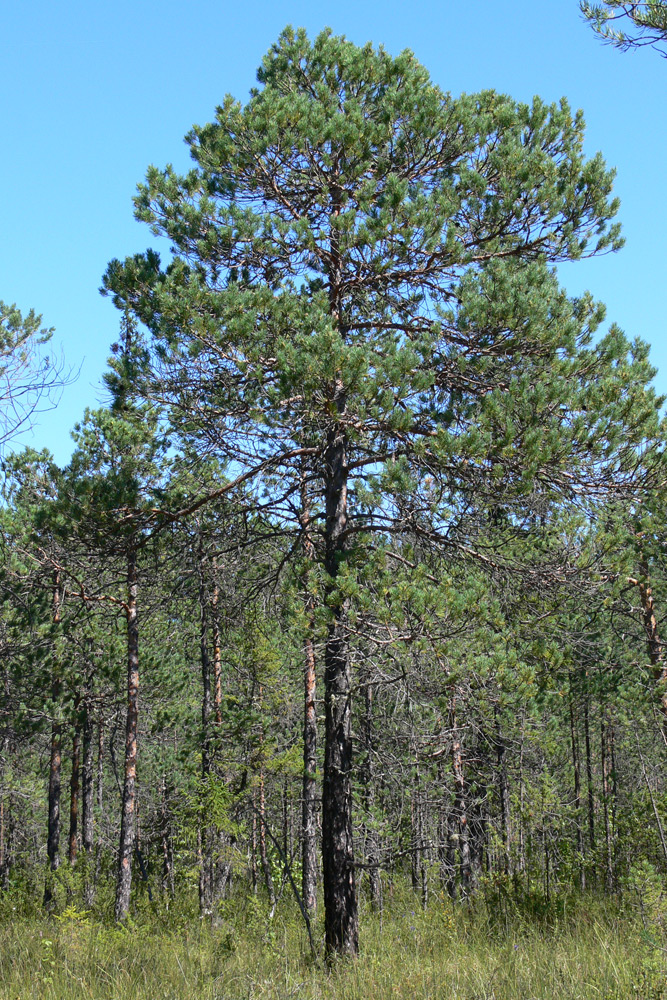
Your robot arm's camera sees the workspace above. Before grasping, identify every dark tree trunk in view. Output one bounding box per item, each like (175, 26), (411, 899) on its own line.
(495, 713), (511, 874)
(518, 713), (526, 874)
(44, 720), (62, 910)
(322, 416), (358, 958)
(437, 760), (450, 894)
(198, 534), (214, 917)
(81, 701), (94, 857)
(81, 698), (95, 905)
(44, 571), (62, 911)
(94, 715), (104, 890)
(569, 700), (585, 890)
(449, 699), (470, 897)
(115, 548), (139, 922)
(160, 774), (174, 897)
(601, 713), (614, 892)
(68, 727), (80, 865)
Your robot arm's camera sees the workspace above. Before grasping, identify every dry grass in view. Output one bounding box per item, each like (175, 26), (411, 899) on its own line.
(0, 888), (665, 999)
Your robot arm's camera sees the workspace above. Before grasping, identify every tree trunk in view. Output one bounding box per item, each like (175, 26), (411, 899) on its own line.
(495, 713), (511, 874)
(569, 700), (585, 890)
(160, 774), (174, 897)
(211, 576), (223, 726)
(198, 534), (214, 918)
(68, 726), (80, 865)
(322, 417), (358, 957)
(634, 557), (667, 728)
(601, 712), (614, 892)
(258, 763), (275, 910)
(44, 720), (62, 909)
(300, 470), (318, 916)
(362, 678), (381, 911)
(584, 698), (596, 883)
(44, 570), (62, 911)
(0, 797), (5, 889)
(449, 698), (470, 897)
(81, 700), (94, 858)
(302, 631), (318, 915)
(518, 712), (526, 875)
(115, 548), (139, 922)
(251, 789), (258, 895)
(94, 715), (104, 890)
(445, 802), (458, 900)
(411, 770), (420, 892)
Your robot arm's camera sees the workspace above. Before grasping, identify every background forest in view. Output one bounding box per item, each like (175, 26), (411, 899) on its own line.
(2, 5), (667, 999)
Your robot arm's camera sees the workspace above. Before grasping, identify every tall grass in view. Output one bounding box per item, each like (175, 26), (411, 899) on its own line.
(1, 885), (666, 999)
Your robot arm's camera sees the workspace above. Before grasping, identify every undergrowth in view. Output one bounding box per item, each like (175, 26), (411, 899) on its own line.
(1, 879), (666, 999)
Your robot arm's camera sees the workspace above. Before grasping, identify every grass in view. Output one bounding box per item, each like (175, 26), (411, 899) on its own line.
(1, 885), (666, 999)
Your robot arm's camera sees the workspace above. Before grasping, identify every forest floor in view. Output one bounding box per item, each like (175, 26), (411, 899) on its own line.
(1, 886), (666, 999)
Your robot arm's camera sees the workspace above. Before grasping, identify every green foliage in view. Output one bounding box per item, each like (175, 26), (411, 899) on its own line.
(582, 1), (667, 55)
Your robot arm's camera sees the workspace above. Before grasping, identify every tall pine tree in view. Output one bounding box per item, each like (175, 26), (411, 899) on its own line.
(103, 27), (661, 954)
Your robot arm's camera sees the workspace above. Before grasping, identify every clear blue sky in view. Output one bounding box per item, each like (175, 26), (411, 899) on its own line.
(2, 0), (665, 464)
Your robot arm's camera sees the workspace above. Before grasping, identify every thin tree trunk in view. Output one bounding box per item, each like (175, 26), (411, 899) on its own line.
(81, 700), (94, 857)
(584, 697), (596, 883)
(601, 712), (614, 892)
(160, 774), (174, 897)
(495, 712), (511, 874)
(302, 631), (318, 914)
(411, 775), (420, 892)
(115, 548), (139, 922)
(636, 735), (667, 867)
(633, 557), (667, 728)
(569, 700), (585, 890)
(419, 791), (428, 910)
(322, 415), (358, 957)
(209, 566), (232, 902)
(449, 698), (470, 897)
(446, 801), (458, 900)
(437, 760), (450, 895)
(68, 726), (80, 865)
(251, 789), (258, 895)
(300, 470), (318, 916)
(518, 713), (526, 875)
(198, 533), (213, 917)
(0, 798), (4, 888)
(211, 576), (223, 726)
(81, 697), (95, 905)
(363, 678), (381, 910)
(258, 762), (275, 909)
(44, 570), (62, 910)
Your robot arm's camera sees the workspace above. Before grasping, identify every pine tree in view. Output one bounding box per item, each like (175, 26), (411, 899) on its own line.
(103, 27), (662, 954)
(581, 1), (667, 55)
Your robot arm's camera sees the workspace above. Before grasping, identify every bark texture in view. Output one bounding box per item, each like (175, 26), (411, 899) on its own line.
(322, 416), (358, 957)
(114, 549), (139, 922)
(44, 571), (62, 910)
(300, 472), (318, 916)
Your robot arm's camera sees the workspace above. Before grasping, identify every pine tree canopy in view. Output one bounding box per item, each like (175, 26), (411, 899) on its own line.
(581, 1), (667, 56)
(103, 25), (661, 547)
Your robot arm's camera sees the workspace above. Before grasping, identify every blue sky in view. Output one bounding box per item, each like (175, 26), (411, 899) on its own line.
(2, 0), (665, 464)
